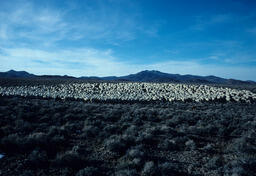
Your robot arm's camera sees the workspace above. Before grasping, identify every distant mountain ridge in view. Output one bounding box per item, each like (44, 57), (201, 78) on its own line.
(0, 69), (255, 85)
(0, 70), (36, 78)
(101, 70), (254, 85)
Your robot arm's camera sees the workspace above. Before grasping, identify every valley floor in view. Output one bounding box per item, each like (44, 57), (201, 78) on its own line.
(0, 96), (256, 176)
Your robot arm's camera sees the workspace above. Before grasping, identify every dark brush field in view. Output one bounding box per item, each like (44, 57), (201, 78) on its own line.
(0, 79), (256, 176)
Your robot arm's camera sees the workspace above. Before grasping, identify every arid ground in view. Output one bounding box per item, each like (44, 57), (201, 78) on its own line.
(0, 79), (256, 176)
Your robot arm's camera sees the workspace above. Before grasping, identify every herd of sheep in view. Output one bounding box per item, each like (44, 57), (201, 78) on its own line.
(0, 82), (256, 103)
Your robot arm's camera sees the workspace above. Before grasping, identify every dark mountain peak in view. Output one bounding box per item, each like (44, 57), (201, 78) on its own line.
(136, 70), (172, 77)
(7, 69), (16, 73)
(7, 69), (30, 74)
(138, 70), (165, 74)
(206, 75), (219, 78)
(140, 70), (160, 73)
(0, 70), (35, 78)
(120, 70), (179, 82)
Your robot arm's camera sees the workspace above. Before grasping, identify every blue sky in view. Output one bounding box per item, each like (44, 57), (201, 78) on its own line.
(0, 0), (256, 80)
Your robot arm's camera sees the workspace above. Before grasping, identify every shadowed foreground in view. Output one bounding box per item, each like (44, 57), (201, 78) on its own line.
(0, 96), (256, 176)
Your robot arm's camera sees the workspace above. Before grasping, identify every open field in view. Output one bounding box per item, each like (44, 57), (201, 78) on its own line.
(0, 80), (256, 176)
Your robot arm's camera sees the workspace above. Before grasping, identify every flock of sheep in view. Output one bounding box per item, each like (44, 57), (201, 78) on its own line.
(0, 82), (256, 103)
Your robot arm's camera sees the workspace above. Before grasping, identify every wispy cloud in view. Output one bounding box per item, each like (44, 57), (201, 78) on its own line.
(0, 0), (157, 47)
(0, 1), (68, 47)
(0, 47), (131, 76)
(164, 49), (180, 55)
(163, 39), (256, 64)
(247, 27), (256, 34)
(0, 24), (8, 40)
(0, 46), (255, 80)
(191, 14), (233, 31)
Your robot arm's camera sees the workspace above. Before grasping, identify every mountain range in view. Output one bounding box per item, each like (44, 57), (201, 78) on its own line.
(0, 69), (255, 85)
